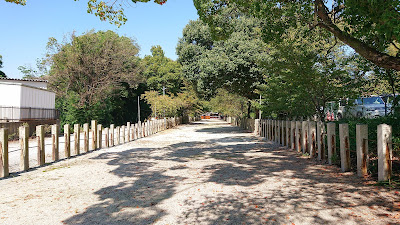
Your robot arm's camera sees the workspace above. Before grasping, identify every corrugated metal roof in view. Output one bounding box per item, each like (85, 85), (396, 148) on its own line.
(0, 77), (48, 83)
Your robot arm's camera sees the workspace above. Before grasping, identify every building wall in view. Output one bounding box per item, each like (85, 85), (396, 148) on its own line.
(0, 83), (22, 107)
(20, 85), (55, 109)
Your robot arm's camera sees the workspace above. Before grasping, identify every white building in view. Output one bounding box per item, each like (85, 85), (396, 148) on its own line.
(0, 78), (57, 121)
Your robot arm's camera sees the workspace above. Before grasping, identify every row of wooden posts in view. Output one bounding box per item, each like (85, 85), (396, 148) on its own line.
(0, 117), (181, 178)
(252, 119), (393, 182)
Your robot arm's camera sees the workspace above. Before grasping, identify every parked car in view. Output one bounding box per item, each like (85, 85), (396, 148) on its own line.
(347, 96), (388, 118)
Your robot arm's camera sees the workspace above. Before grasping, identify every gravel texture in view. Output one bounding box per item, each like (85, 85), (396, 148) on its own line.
(0, 119), (399, 225)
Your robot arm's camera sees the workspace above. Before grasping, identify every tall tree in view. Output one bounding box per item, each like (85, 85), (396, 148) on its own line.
(193, 0), (400, 72)
(47, 30), (144, 126)
(141, 45), (184, 95)
(177, 11), (268, 100)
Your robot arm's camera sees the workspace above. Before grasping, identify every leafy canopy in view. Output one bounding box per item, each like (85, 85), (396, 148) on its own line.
(0, 54), (6, 77)
(193, 0), (400, 71)
(47, 30), (143, 125)
(177, 9), (268, 99)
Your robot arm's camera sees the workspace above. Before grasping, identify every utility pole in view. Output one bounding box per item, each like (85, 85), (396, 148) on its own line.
(259, 94), (262, 119)
(138, 96), (141, 122)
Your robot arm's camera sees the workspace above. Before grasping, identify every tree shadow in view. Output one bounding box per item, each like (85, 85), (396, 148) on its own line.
(63, 122), (399, 225)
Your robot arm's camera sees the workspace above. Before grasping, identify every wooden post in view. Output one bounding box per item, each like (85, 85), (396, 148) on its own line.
(291, 121), (296, 150)
(83, 123), (89, 153)
(110, 124), (114, 146)
(286, 120), (290, 148)
(327, 123), (336, 165)
(377, 124), (392, 181)
(339, 123), (351, 172)
(0, 128), (9, 178)
(121, 125), (125, 143)
(52, 124), (59, 161)
(36, 125), (45, 166)
(131, 123), (135, 140)
(97, 124), (102, 149)
(74, 124), (80, 155)
(317, 122), (325, 161)
(116, 126), (121, 145)
(308, 121), (316, 158)
(64, 124), (71, 158)
(302, 121), (308, 154)
(295, 121), (302, 153)
(127, 122), (131, 142)
(20, 126), (29, 171)
(91, 120), (97, 151)
(105, 128), (109, 148)
(356, 124), (368, 177)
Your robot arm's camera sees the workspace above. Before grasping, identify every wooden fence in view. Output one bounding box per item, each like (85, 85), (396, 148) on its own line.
(0, 117), (184, 178)
(227, 117), (393, 182)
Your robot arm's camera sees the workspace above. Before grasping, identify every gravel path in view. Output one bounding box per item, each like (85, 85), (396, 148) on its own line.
(0, 120), (399, 225)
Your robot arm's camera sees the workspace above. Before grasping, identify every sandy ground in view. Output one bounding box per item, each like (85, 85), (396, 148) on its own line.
(0, 119), (399, 225)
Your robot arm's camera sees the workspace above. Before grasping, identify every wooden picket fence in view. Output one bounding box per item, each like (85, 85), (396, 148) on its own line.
(226, 117), (393, 182)
(0, 117), (183, 178)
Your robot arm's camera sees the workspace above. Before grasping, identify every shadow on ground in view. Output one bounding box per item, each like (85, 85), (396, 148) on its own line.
(64, 123), (399, 225)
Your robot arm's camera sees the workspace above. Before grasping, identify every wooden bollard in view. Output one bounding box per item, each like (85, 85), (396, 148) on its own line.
(64, 124), (71, 158)
(121, 125), (125, 143)
(339, 123), (351, 172)
(36, 125), (45, 166)
(51, 124), (59, 161)
(266, 120), (269, 140)
(295, 121), (302, 153)
(281, 120), (285, 145)
(327, 123), (336, 165)
(356, 124), (368, 177)
(308, 121), (316, 158)
(97, 124), (102, 149)
(302, 121), (308, 154)
(164, 118), (167, 130)
(91, 120), (98, 150)
(286, 121), (290, 148)
(278, 120), (281, 144)
(104, 128), (109, 148)
(83, 123), (89, 152)
(91, 120), (97, 150)
(20, 126), (29, 171)
(116, 126), (121, 145)
(317, 122), (325, 161)
(377, 124), (392, 181)
(291, 121), (296, 150)
(132, 124), (136, 140)
(127, 122), (131, 142)
(110, 124), (114, 146)
(0, 128), (9, 178)
(74, 124), (80, 155)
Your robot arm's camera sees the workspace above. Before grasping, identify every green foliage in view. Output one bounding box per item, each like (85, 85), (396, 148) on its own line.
(193, 0), (400, 71)
(0, 54), (6, 77)
(261, 26), (362, 119)
(208, 88), (248, 117)
(48, 30), (145, 126)
(177, 11), (268, 99)
(141, 45), (184, 95)
(142, 85), (202, 118)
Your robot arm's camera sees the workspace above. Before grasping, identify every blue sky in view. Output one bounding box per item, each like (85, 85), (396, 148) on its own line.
(0, 0), (199, 78)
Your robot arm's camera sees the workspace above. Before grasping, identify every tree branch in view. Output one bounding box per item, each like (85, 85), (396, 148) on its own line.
(314, 0), (400, 71)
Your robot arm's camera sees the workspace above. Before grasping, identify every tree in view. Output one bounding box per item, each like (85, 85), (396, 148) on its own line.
(0, 55), (6, 77)
(260, 26), (362, 120)
(47, 30), (144, 125)
(4, 0), (167, 27)
(177, 12), (268, 100)
(193, 0), (400, 72)
(141, 45), (184, 95)
(209, 88), (248, 117)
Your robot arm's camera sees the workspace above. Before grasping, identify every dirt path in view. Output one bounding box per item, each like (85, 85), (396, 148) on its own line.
(0, 120), (399, 225)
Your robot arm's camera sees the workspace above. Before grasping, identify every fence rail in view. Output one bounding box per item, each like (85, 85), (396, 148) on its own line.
(0, 106), (59, 121)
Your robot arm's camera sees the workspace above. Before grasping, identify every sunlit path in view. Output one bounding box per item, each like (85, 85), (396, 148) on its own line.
(0, 120), (398, 225)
